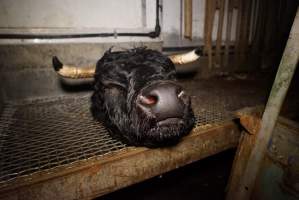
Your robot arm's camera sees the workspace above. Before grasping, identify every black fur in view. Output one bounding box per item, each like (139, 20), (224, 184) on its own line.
(91, 47), (195, 147)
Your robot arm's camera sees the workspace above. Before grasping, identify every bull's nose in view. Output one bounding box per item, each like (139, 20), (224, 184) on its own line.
(137, 82), (189, 121)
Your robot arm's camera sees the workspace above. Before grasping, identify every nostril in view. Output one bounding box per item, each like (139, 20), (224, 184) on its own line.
(139, 95), (158, 106)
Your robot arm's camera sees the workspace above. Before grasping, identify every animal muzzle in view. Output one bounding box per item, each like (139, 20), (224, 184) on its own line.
(136, 81), (190, 124)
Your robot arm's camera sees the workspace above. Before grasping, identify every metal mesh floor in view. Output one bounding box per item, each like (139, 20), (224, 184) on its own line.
(0, 95), (233, 186)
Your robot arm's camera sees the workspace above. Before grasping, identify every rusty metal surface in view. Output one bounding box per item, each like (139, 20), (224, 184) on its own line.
(1, 69), (282, 199)
(0, 121), (240, 200)
(0, 96), (126, 188)
(0, 89), (235, 196)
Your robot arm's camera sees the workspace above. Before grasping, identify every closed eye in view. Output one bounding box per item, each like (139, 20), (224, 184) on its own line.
(102, 80), (127, 91)
(107, 84), (127, 93)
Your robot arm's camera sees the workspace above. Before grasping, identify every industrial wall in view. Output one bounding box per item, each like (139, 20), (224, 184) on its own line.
(0, 0), (266, 103)
(0, 0), (155, 29)
(0, 0), (163, 102)
(0, 0), (236, 45)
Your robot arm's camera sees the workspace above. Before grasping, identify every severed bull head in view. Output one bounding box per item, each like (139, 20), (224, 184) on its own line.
(53, 48), (200, 147)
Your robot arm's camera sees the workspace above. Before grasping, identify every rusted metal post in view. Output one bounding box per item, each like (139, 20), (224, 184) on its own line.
(204, 0), (216, 69)
(184, 0), (193, 39)
(231, 8), (299, 200)
(215, 0), (225, 67)
(224, 0), (234, 67)
(239, 0), (252, 66)
(234, 0), (243, 69)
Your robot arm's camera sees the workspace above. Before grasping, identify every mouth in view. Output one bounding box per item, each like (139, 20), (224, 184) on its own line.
(157, 118), (184, 126)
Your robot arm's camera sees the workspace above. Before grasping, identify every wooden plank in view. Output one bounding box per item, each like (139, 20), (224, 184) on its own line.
(215, 0), (226, 67)
(251, 0), (267, 61)
(204, 0), (216, 69)
(226, 106), (263, 200)
(0, 121), (240, 200)
(234, 0), (243, 69)
(238, 0), (252, 67)
(224, 0), (234, 67)
(184, 0), (193, 39)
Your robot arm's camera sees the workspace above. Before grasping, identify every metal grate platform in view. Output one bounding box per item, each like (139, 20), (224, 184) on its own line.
(0, 95), (233, 188)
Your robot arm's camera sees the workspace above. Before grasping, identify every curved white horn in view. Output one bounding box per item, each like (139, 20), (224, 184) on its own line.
(53, 48), (202, 78)
(168, 48), (202, 65)
(52, 56), (96, 79)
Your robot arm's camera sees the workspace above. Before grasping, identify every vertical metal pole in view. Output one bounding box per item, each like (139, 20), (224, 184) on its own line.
(234, 7), (299, 200)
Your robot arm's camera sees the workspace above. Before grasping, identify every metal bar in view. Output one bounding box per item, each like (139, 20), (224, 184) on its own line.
(240, 0), (252, 65)
(232, 8), (299, 200)
(215, 0), (226, 67)
(234, 0), (243, 69)
(250, 0), (267, 64)
(224, 0), (234, 67)
(184, 0), (193, 39)
(249, 0), (258, 46)
(180, 0), (183, 39)
(204, 0), (216, 69)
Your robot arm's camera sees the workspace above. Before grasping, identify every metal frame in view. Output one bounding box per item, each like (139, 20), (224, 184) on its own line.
(0, 116), (240, 200)
(0, 91), (240, 200)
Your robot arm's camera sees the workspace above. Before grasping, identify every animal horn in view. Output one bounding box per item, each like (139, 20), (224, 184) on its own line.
(168, 48), (202, 65)
(52, 48), (202, 78)
(52, 56), (96, 79)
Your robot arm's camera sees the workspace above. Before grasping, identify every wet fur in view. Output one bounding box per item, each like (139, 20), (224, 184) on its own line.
(91, 48), (195, 147)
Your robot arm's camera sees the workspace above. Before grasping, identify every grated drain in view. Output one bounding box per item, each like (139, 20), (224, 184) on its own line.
(0, 95), (233, 186)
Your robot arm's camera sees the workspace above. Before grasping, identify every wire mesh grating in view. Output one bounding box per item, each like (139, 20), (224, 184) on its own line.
(0, 95), (233, 186)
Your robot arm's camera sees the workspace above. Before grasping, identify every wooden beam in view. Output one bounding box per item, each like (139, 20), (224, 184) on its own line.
(184, 0), (193, 39)
(215, 0), (226, 67)
(226, 106), (263, 200)
(224, 0), (234, 67)
(204, 0), (216, 69)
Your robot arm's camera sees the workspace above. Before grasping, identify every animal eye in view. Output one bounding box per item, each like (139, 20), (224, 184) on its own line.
(102, 80), (126, 90)
(106, 83), (126, 91)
